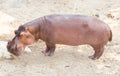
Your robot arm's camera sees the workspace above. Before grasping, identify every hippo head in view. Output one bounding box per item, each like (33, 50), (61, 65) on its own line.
(7, 25), (36, 56)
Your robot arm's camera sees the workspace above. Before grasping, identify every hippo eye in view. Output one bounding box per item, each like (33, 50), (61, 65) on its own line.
(26, 35), (31, 38)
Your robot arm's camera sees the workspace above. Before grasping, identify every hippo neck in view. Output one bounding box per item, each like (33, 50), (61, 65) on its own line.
(33, 17), (47, 41)
(37, 16), (53, 42)
(23, 17), (46, 41)
(23, 16), (50, 42)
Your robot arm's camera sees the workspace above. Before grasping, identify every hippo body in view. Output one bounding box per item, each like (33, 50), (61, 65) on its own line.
(7, 14), (112, 60)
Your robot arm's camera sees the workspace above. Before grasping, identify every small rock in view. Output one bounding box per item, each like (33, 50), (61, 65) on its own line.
(95, 14), (99, 18)
(106, 13), (114, 18)
(65, 65), (70, 68)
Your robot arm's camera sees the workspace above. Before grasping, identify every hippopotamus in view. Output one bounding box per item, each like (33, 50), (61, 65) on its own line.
(7, 14), (112, 60)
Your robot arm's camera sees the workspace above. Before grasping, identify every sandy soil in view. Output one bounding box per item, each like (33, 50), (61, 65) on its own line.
(0, 0), (120, 76)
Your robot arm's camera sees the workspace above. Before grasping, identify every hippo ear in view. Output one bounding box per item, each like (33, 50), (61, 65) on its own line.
(14, 30), (18, 35)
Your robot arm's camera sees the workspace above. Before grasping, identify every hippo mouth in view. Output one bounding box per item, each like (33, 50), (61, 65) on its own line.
(7, 45), (25, 56)
(7, 48), (21, 56)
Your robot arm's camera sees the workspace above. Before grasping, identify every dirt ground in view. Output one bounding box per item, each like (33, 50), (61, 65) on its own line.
(0, 0), (120, 76)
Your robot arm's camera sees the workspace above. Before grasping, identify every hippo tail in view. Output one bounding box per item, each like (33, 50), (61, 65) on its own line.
(109, 30), (112, 42)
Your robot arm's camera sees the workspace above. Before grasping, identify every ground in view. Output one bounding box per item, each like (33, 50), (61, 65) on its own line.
(0, 0), (120, 76)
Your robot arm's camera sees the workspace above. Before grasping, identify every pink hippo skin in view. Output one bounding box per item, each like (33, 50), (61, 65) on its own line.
(7, 14), (112, 60)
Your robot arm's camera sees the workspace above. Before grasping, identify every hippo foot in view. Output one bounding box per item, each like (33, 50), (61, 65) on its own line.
(41, 50), (54, 56)
(88, 55), (98, 60)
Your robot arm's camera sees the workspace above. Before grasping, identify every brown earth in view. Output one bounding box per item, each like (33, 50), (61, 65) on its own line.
(0, 0), (120, 76)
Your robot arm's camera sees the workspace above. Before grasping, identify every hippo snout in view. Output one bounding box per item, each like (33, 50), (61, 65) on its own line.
(7, 41), (20, 56)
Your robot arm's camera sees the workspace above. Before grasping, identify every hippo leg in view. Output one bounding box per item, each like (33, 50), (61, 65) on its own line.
(89, 45), (104, 60)
(42, 42), (56, 56)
